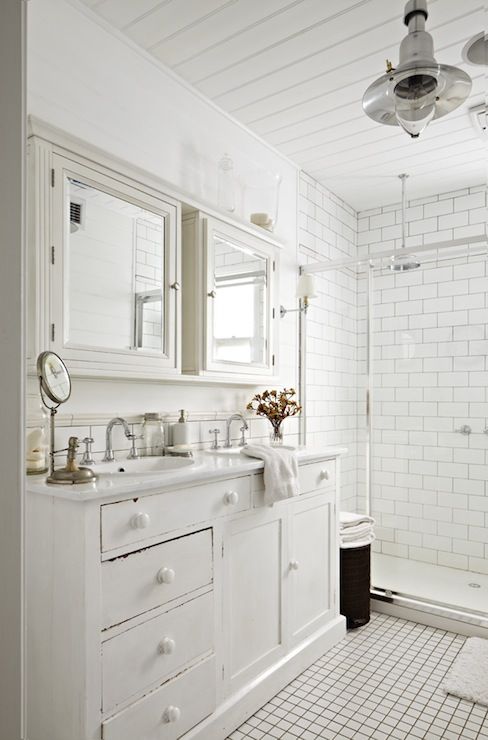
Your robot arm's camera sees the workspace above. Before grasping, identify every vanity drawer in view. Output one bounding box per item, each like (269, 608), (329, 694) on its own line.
(102, 655), (216, 740)
(299, 460), (336, 494)
(101, 476), (251, 552)
(103, 591), (214, 714)
(102, 529), (213, 629)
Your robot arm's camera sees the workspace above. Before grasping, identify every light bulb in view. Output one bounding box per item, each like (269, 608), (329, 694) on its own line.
(394, 73), (437, 137)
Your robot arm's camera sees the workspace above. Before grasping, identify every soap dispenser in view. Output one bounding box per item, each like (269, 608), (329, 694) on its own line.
(172, 410), (190, 448)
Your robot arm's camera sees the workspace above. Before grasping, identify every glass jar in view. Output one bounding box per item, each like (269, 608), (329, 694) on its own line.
(141, 413), (165, 456)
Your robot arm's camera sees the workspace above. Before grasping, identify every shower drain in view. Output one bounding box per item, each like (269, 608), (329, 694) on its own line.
(468, 582), (481, 588)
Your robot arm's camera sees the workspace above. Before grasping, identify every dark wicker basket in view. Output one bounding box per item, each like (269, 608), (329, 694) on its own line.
(340, 544), (371, 629)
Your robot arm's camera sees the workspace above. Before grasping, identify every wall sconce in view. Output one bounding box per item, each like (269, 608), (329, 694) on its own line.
(280, 273), (316, 318)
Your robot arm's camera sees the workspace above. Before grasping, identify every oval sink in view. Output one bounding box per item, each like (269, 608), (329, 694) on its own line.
(93, 456), (198, 476)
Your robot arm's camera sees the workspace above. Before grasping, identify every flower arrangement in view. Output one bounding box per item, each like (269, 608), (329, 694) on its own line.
(247, 388), (302, 445)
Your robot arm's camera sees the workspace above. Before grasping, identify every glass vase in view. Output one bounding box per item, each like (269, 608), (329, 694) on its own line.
(269, 422), (284, 446)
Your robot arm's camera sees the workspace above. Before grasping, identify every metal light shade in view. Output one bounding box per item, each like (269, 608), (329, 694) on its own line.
(363, 64), (472, 138)
(363, 0), (472, 138)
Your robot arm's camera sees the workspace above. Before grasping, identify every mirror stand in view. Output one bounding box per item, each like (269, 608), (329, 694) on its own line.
(37, 351), (97, 485)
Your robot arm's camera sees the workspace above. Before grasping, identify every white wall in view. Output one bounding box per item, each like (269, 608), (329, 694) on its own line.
(0, 2), (26, 738)
(27, 0), (300, 429)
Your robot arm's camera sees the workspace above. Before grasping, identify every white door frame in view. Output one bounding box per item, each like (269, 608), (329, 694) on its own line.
(0, 1), (27, 737)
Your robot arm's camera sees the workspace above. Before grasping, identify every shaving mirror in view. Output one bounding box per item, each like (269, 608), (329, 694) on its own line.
(37, 351), (96, 484)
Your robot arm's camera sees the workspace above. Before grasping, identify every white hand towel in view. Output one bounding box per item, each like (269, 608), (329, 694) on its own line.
(242, 444), (299, 506)
(340, 511), (375, 529)
(340, 533), (375, 550)
(340, 522), (374, 541)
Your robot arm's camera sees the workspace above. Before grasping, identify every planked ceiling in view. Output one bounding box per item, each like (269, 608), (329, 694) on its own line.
(79, 0), (485, 211)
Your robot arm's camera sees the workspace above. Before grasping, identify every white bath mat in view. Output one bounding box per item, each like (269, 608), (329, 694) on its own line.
(442, 637), (488, 707)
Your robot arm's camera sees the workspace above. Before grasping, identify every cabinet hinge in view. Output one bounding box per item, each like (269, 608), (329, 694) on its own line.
(221, 542), (224, 558)
(51, 323), (55, 342)
(272, 307), (275, 319)
(272, 260), (276, 272)
(221, 664), (225, 680)
(50, 168), (55, 187)
(272, 354), (275, 366)
(51, 246), (55, 265)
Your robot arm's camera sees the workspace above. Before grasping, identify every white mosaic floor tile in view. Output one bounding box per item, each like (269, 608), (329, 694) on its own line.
(227, 613), (488, 739)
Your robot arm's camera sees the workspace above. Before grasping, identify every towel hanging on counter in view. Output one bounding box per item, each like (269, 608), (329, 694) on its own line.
(241, 444), (299, 506)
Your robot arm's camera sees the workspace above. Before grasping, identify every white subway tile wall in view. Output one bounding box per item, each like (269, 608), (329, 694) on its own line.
(298, 172), (360, 512)
(358, 185), (488, 575)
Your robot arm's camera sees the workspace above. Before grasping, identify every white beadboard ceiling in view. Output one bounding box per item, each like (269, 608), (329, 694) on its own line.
(80, 0), (485, 211)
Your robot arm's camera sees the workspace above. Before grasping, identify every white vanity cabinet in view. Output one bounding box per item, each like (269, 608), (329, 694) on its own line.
(182, 210), (280, 381)
(26, 451), (346, 740)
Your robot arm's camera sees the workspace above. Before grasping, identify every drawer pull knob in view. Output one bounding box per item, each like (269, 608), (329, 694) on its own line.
(157, 567), (176, 585)
(224, 490), (239, 505)
(290, 560), (300, 571)
(158, 637), (176, 655)
(130, 512), (151, 530)
(320, 469), (330, 481)
(163, 705), (181, 723)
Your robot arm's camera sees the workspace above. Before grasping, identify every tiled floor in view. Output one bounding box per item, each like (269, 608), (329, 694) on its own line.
(227, 613), (488, 740)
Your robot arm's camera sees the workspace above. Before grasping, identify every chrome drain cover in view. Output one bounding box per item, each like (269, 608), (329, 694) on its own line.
(468, 583), (481, 589)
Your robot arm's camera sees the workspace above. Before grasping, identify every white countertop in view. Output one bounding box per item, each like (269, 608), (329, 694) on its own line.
(26, 446), (347, 503)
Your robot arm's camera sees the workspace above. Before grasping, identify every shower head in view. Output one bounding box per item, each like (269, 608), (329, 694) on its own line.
(388, 173), (421, 272)
(389, 252), (421, 271)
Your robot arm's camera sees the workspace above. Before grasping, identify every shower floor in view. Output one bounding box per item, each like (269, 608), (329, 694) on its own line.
(372, 553), (488, 620)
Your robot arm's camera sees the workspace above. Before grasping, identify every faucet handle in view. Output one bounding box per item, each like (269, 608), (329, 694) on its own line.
(209, 429), (221, 450)
(126, 433), (140, 460)
(238, 425), (247, 447)
(81, 437), (95, 465)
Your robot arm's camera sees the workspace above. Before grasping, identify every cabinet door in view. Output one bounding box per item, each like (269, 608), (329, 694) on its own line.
(289, 493), (336, 644)
(204, 216), (279, 378)
(223, 508), (286, 693)
(48, 150), (180, 379)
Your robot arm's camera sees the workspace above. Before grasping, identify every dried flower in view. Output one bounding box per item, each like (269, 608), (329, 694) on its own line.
(247, 388), (301, 432)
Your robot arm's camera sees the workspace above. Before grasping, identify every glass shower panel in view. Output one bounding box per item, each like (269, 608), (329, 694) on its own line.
(369, 246), (488, 617)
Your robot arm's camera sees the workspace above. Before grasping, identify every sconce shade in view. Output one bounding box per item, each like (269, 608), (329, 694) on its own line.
(296, 274), (316, 300)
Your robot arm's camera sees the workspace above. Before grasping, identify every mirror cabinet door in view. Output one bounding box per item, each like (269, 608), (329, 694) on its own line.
(205, 219), (277, 376)
(50, 154), (179, 377)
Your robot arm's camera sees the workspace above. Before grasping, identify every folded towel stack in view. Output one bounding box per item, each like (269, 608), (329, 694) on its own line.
(339, 511), (375, 549)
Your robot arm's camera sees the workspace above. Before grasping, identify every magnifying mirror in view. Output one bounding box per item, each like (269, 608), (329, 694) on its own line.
(37, 351), (72, 406)
(37, 351), (96, 485)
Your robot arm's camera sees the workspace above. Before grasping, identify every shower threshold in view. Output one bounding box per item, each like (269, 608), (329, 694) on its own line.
(371, 553), (488, 632)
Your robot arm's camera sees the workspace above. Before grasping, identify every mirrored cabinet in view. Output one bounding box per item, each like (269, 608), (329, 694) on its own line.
(28, 120), (281, 383)
(28, 124), (180, 379)
(182, 211), (280, 380)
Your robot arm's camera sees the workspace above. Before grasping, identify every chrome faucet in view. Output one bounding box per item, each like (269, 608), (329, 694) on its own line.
(224, 413), (249, 448)
(103, 417), (138, 461)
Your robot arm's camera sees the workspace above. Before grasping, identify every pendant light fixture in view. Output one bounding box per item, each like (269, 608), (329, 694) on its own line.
(362, 0), (472, 138)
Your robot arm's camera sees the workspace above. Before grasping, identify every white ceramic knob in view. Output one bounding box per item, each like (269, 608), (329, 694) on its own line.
(320, 469), (330, 481)
(224, 490), (239, 505)
(290, 560), (299, 571)
(157, 567), (176, 585)
(158, 637), (176, 655)
(130, 512), (151, 529)
(163, 705), (181, 723)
